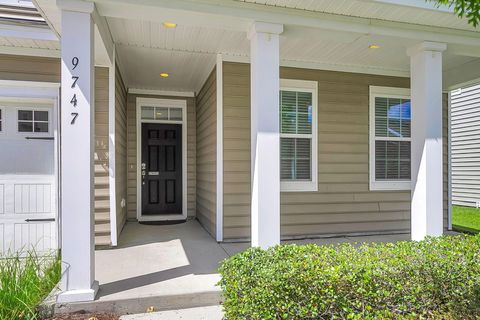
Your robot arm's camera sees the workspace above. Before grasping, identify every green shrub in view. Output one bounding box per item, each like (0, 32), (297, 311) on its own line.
(0, 250), (61, 320)
(218, 235), (480, 319)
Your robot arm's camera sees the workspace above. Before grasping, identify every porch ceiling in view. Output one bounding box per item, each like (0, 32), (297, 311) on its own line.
(34, 0), (480, 92)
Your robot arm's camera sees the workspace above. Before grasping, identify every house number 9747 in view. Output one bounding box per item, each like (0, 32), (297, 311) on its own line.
(70, 56), (79, 125)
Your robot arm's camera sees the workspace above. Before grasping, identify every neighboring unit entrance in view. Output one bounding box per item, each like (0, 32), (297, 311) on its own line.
(141, 123), (182, 215)
(136, 98), (187, 221)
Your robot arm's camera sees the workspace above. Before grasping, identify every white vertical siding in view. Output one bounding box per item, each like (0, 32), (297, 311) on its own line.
(451, 84), (480, 207)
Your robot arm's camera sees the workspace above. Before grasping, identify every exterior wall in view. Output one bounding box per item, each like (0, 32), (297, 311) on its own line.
(196, 68), (217, 236)
(93, 67), (111, 246)
(0, 55), (113, 245)
(126, 93), (196, 219)
(115, 66), (128, 235)
(222, 62), (448, 240)
(451, 84), (480, 207)
(0, 54), (60, 82)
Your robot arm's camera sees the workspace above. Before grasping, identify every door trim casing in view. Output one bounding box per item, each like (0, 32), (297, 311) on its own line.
(136, 97), (187, 221)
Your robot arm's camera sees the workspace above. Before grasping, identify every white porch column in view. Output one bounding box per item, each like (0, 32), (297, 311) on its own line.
(57, 0), (98, 302)
(248, 22), (283, 249)
(408, 41), (446, 241)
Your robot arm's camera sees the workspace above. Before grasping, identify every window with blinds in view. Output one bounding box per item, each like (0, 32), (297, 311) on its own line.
(279, 79), (318, 192)
(369, 86), (411, 190)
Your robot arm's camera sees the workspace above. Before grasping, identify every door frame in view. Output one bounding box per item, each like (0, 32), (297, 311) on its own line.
(136, 97), (187, 221)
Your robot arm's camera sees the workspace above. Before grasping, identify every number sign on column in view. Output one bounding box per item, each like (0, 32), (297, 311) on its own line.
(70, 57), (79, 125)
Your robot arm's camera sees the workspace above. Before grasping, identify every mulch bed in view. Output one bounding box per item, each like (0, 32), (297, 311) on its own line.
(44, 312), (119, 320)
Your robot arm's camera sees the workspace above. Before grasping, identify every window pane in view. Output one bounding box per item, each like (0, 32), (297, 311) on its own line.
(34, 122), (48, 133)
(297, 92), (312, 114)
(155, 107), (168, 120)
(169, 108), (182, 120)
(34, 111), (48, 121)
(281, 112), (297, 134)
(280, 137), (311, 181)
(297, 112), (311, 134)
(375, 140), (411, 180)
(0, 109), (2, 120)
(18, 110), (33, 121)
(281, 91), (296, 112)
(18, 121), (33, 132)
(141, 106), (154, 119)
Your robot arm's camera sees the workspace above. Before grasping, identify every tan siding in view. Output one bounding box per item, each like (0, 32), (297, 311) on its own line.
(222, 62), (449, 240)
(196, 68), (216, 236)
(0, 54), (59, 82)
(115, 66), (128, 235)
(94, 67), (111, 245)
(126, 94), (196, 219)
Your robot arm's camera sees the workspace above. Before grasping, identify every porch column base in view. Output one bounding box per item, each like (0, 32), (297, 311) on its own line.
(57, 281), (99, 303)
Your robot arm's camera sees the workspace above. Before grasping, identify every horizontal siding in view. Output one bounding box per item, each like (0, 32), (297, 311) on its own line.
(126, 94), (196, 219)
(0, 54), (59, 82)
(451, 84), (480, 207)
(196, 68), (216, 236)
(115, 66), (128, 235)
(223, 62), (448, 240)
(94, 67), (111, 246)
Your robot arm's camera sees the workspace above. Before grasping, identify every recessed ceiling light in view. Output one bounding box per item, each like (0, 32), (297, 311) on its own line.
(368, 44), (380, 49)
(160, 73), (169, 78)
(162, 22), (177, 28)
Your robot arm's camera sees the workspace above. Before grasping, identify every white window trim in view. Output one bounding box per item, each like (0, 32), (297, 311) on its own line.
(369, 86), (411, 191)
(0, 106), (3, 134)
(280, 79), (318, 192)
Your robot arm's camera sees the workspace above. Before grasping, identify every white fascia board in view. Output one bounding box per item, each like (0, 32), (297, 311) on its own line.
(95, 0), (480, 47)
(0, 23), (58, 41)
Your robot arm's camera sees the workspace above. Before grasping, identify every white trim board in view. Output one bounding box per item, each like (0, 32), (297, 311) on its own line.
(108, 49), (117, 246)
(129, 88), (195, 98)
(215, 54), (223, 242)
(221, 54), (410, 78)
(135, 97), (188, 221)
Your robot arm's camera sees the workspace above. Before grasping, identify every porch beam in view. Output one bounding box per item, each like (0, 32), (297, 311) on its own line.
(249, 22), (283, 249)
(56, 0), (98, 303)
(408, 41), (446, 241)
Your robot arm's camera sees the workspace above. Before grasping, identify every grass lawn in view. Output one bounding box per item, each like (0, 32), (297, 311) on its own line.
(452, 205), (480, 233)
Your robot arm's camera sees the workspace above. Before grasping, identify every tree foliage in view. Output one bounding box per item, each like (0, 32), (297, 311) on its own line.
(429, 0), (480, 27)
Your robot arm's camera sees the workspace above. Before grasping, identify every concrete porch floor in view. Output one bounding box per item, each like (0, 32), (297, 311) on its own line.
(56, 219), (410, 315)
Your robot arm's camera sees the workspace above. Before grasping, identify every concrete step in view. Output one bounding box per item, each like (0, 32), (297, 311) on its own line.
(54, 290), (223, 316)
(119, 305), (223, 320)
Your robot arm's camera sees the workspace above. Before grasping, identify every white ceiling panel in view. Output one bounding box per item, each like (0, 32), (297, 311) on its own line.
(117, 44), (216, 92)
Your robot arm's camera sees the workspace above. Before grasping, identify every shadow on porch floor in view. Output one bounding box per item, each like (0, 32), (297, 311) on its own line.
(57, 220), (411, 315)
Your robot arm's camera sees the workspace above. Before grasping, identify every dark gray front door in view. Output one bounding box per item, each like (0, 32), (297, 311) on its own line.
(141, 123), (182, 215)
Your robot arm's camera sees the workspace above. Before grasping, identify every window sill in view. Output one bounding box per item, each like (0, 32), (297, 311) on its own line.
(281, 181), (318, 192)
(370, 181), (411, 191)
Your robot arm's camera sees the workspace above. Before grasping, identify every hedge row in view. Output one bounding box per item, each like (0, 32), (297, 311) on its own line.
(218, 235), (480, 319)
